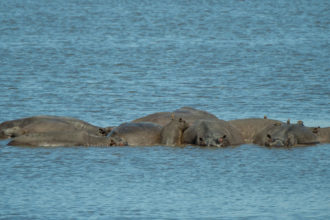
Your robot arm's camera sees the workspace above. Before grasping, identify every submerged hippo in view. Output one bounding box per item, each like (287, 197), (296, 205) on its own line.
(8, 131), (127, 147)
(310, 127), (330, 143)
(183, 119), (244, 147)
(253, 123), (320, 147)
(160, 115), (189, 146)
(108, 122), (162, 146)
(0, 116), (110, 139)
(132, 106), (219, 126)
(229, 118), (283, 144)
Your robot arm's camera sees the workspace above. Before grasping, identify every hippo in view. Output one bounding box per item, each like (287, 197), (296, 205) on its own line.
(182, 119), (244, 147)
(108, 122), (162, 146)
(132, 106), (219, 126)
(160, 115), (189, 146)
(0, 116), (110, 140)
(310, 127), (330, 143)
(8, 131), (127, 147)
(229, 118), (283, 144)
(253, 122), (320, 147)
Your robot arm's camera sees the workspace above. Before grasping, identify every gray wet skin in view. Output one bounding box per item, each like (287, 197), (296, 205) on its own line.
(160, 116), (189, 146)
(108, 122), (162, 146)
(309, 127), (330, 144)
(132, 106), (219, 127)
(228, 118), (283, 144)
(183, 119), (244, 147)
(253, 123), (320, 147)
(8, 131), (127, 147)
(0, 115), (110, 140)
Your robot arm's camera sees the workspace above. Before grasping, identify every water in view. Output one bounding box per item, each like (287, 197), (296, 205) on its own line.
(0, 0), (329, 218)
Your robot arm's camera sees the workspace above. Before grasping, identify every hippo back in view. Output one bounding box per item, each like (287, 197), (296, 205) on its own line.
(0, 115), (105, 139)
(310, 127), (330, 143)
(132, 107), (219, 127)
(109, 122), (162, 146)
(132, 112), (172, 127)
(8, 131), (112, 147)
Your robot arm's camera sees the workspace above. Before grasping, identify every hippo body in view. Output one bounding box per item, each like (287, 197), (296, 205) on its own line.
(132, 107), (219, 127)
(0, 116), (108, 139)
(310, 127), (330, 143)
(108, 122), (162, 146)
(7, 131), (123, 147)
(183, 119), (244, 147)
(229, 118), (283, 144)
(253, 123), (320, 147)
(132, 112), (172, 127)
(160, 117), (189, 146)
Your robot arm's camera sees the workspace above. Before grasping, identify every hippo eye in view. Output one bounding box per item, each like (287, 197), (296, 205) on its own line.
(267, 134), (272, 139)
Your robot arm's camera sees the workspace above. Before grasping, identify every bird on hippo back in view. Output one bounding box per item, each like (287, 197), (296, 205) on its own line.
(182, 119), (244, 147)
(253, 121), (320, 147)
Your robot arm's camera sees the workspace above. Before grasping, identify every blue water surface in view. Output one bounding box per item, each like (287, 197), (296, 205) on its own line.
(0, 0), (329, 219)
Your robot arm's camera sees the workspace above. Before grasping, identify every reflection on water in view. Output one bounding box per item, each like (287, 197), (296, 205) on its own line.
(0, 0), (329, 218)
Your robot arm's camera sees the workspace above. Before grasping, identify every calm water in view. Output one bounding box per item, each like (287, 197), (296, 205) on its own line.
(0, 0), (329, 218)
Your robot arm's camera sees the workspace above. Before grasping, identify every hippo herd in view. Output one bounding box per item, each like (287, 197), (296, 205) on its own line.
(1, 107), (329, 148)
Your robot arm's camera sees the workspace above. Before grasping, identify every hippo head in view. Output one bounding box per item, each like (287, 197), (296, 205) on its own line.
(109, 137), (128, 146)
(197, 135), (230, 147)
(0, 126), (23, 139)
(265, 134), (297, 147)
(177, 118), (189, 131)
